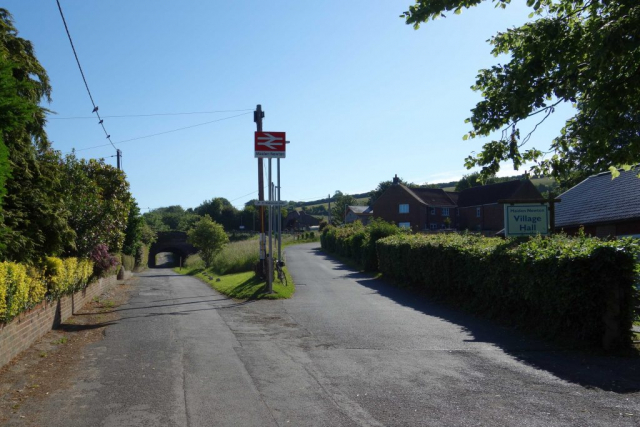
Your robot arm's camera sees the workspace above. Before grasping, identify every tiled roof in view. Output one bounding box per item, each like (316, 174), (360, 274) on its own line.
(446, 191), (460, 205)
(406, 187), (457, 207)
(555, 167), (640, 227)
(457, 180), (525, 207)
(348, 206), (372, 214)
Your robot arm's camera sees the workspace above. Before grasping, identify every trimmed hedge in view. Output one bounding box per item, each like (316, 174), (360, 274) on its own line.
(44, 257), (94, 299)
(376, 233), (640, 348)
(0, 257), (93, 323)
(320, 219), (401, 271)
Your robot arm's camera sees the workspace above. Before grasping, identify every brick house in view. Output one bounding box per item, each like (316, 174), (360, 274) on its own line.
(555, 167), (640, 238)
(373, 175), (543, 234)
(345, 206), (373, 225)
(457, 179), (543, 233)
(372, 175), (458, 232)
(284, 210), (320, 231)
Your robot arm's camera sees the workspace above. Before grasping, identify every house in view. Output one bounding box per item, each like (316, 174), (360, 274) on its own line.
(373, 174), (543, 234)
(345, 206), (373, 225)
(457, 179), (543, 234)
(284, 209), (320, 231)
(372, 175), (458, 232)
(555, 167), (640, 238)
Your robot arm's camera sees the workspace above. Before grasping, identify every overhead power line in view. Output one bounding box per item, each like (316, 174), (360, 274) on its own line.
(56, 0), (123, 168)
(70, 112), (251, 153)
(50, 109), (254, 120)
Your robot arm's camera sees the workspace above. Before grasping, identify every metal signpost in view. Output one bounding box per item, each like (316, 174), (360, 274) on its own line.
(254, 125), (287, 293)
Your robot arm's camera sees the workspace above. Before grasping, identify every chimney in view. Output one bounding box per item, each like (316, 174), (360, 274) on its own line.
(392, 174), (400, 185)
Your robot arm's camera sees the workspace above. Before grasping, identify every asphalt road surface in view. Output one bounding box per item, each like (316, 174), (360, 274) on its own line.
(37, 242), (640, 426)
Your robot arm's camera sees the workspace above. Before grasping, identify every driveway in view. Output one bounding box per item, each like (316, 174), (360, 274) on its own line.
(31, 242), (640, 426)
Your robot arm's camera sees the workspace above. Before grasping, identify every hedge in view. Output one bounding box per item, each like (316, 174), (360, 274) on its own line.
(0, 257), (94, 323)
(376, 233), (640, 349)
(320, 219), (401, 271)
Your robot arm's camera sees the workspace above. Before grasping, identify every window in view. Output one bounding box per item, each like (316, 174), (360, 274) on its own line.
(429, 223), (438, 230)
(476, 207), (481, 217)
(430, 207), (436, 215)
(442, 207), (449, 216)
(399, 222), (411, 229)
(399, 204), (409, 214)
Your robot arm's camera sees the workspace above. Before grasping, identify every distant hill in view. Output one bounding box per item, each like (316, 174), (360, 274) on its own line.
(287, 175), (557, 211)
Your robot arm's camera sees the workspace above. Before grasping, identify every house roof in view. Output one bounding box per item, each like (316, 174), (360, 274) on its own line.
(446, 191), (460, 205)
(555, 167), (640, 228)
(400, 185), (457, 207)
(348, 206), (372, 215)
(457, 180), (531, 207)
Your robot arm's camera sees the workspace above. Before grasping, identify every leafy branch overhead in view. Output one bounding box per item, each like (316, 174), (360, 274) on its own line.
(403, 0), (640, 185)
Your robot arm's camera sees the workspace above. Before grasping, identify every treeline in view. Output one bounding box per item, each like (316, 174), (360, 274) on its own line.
(143, 199), (259, 233)
(0, 10), (152, 321)
(0, 10), (151, 266)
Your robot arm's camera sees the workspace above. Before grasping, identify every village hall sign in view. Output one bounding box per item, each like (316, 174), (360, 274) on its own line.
(504, 204), (550, 237)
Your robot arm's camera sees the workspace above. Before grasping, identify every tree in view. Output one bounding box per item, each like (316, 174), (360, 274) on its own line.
(330, 192), (356, 225)
(455, 172), (496, 192)
(402, 0), (640, 185)
(63, 155), (132, 257)
(187, 215), (229, 268)
(0, 9), (74, 261)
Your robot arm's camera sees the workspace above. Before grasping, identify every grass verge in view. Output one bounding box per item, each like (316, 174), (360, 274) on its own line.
(174, 266), (294, 300)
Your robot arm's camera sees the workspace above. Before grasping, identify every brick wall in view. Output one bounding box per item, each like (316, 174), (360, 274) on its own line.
(0, 271), (132, 369)
(373, 185), (425, 232)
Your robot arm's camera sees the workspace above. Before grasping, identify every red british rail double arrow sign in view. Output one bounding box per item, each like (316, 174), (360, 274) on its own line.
(255, 132), (286, 158)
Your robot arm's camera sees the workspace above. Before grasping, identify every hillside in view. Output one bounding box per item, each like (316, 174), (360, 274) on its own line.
(288, 175), (557, 212)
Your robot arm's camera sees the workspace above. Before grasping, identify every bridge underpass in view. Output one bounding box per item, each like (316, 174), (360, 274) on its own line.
(148, 231), (198, 268)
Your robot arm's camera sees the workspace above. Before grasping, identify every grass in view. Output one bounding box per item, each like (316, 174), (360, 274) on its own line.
(174, 267), (294, 300)
(175, 234), (320, 300)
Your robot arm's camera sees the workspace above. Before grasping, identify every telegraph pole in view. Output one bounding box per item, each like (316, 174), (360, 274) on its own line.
(116, 149), (122, 170)
(254, 105), (266, 277)
(328, 194), (331, 224)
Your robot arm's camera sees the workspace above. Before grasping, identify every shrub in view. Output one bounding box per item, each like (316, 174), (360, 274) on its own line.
(376, 233), (640, 349)
(134, 245), (149, 270)
(26, 267), (47, 307)
(121, 254), (135, 271)
(320, 219), (400, 271)
(90, 244), (119, 277)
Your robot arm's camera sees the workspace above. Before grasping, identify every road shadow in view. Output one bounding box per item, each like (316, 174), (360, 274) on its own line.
(311, 247), (640, 394)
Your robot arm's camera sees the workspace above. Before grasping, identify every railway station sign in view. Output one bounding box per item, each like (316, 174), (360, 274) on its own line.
(504, 204), (549, 237)
(255, 132), (286, 158)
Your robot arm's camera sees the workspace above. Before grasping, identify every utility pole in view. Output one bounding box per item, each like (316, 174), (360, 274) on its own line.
(116, 149), (122, 170)
(254, 105), (266, 277)
(328, 194), (331, 224)
(277, 158), (282, 265)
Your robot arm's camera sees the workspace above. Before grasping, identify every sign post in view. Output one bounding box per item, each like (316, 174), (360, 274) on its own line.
(254, 130), (287, 293)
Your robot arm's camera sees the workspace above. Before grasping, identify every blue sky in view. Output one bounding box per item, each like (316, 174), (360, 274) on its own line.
(5, 1), (573, 210)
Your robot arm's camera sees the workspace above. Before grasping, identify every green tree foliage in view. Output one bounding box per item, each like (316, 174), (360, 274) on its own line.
(455, 172), (496, 191)
(0, 9), (74, 261)
(330, 191), (357, 225)
(402, 0), (640, 185)
(143, 206), (199, 232)
(187, 215), (229, 268)
(122, 201), (156, 256)
(195, 197), (238, 230)
(63, 155), (132, 257)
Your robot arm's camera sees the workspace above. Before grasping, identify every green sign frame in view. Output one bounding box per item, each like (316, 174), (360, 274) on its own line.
(504, 204), (549, 237)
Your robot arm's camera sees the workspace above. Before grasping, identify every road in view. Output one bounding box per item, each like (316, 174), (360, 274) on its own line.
(36, 242), (639, 426)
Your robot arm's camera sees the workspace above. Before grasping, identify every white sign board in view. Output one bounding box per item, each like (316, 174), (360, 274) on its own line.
(504, 204), (549, 237)
(254, 200), (287, 207)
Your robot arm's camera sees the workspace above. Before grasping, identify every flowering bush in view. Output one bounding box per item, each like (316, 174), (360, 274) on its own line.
(90, 244), (119, 277)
